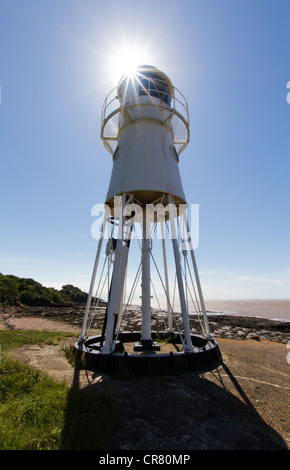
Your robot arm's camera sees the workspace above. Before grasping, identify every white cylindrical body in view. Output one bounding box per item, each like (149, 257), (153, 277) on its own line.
(105, 119), (186, 206)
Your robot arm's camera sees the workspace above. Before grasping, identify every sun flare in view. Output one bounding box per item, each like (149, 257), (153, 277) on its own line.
(108, 42), (154, 82)
(116, 48), (139, 77)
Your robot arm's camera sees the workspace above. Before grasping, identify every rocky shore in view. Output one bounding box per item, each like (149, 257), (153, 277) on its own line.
(0, 303), (289, 344)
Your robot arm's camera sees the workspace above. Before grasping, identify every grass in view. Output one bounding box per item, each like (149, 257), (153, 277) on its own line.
(0, 330), (116, 450)
(154, 332), (180, 344)
(0, 330), (74, 354)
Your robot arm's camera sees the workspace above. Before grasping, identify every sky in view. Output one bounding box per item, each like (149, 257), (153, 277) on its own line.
(0, 0), (290, 301)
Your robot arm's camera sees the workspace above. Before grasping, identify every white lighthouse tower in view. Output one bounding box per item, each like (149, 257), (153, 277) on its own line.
(75, 66), (221, 375)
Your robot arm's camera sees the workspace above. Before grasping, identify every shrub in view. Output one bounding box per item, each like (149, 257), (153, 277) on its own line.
(0, 274), (89, 306)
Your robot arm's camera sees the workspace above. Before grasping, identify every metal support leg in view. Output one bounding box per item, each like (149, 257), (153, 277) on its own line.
(187, 226), (211, 338)
(161, 220), (172, 330)
(79, 215), (107, 341)
(141, 207), (152, 342)
(101, 194), (126, 354)
(168, 195), (193, 352)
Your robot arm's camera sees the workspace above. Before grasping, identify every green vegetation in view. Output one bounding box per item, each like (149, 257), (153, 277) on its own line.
(0, 330), (116, 450)
(154, 332), (180, 344)
(0, 273), (89, 306)
(0, 330), (75, 354)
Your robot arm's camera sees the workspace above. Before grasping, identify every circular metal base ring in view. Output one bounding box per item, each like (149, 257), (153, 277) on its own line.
(74, 331), (222, 377)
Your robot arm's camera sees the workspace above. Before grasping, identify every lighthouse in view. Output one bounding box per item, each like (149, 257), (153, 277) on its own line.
(75, 66), (221, 375)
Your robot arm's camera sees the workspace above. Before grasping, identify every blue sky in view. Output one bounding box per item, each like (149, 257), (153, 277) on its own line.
(0, 0), (290, 300)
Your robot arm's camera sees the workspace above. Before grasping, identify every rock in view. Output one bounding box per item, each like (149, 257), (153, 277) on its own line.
(247, 334), (261, 341)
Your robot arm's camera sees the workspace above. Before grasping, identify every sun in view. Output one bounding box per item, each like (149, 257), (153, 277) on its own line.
(108, 42), (154, 82)
(115, 47), (140, 78)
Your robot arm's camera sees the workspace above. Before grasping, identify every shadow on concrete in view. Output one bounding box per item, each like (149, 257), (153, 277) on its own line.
(59, 357), (288, 450)
(58, 355), (116, 450)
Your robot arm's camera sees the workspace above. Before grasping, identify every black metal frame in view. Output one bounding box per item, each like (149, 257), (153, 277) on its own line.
(74, 332), (222, 377)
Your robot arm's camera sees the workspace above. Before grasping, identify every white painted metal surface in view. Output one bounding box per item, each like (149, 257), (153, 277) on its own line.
(141, 208), (152, 341)
(105, 119), (186, 206)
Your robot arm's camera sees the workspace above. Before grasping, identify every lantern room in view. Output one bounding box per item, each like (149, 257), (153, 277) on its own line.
(117, 65), (173, 107)
(101, 65), (190, 156)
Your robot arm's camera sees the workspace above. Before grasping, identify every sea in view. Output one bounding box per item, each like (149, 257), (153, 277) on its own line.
(203, 299), (290, 322)
(151, 299), (290, 322)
